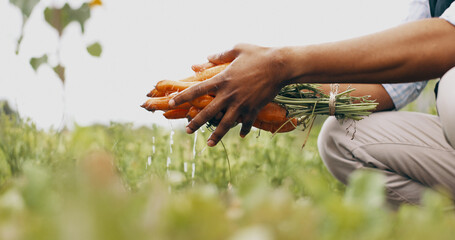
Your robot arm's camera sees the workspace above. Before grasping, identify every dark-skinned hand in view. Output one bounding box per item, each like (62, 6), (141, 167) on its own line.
(169, 43), (292, 147)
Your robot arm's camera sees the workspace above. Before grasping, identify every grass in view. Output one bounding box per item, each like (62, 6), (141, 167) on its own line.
(0, 84), (454, 239)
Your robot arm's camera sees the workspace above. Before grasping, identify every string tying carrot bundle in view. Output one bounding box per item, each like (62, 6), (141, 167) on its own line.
(141, 62), (377, 135)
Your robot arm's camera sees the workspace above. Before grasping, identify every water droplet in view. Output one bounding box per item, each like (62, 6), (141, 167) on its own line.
(167, 156), (171, 168)
(169, 130), (175, 154)
(147, 156), (152, 166)
(193, 130), (198, 159)
(152, 136), (156, 154)
(191, 162), (196, 179)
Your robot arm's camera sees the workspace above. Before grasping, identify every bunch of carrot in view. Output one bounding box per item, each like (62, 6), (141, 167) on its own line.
(141, 63), (298, 133)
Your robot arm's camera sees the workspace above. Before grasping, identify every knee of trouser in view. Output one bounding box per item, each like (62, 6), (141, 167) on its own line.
(437, 66), (455, 148)
(317, 117), (353, 184)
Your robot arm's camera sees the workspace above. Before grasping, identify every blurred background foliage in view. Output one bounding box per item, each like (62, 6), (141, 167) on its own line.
(9, 0), (103, 83)
(401, 80), (438, 115)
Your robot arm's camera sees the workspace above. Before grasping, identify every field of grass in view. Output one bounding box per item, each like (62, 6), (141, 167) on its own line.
(1, 85), (455, 240)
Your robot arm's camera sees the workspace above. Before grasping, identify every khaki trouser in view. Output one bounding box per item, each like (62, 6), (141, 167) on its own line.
(318, 67), (455, 208)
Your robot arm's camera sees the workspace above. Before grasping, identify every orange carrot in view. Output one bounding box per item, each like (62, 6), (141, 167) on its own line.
(186, 97), (287, 123)
(180, 63), (230, 82)
(191, 62), (215, 73)
(155, 80), (198, 94)
(253, 118), (297, 133)
(186, 106), (201, 120)
(163, 109), (189, 119)
(141, 95), (191, 111)
(190, 94), (214, 109)
(146, 88), (166, 97)
(256, 102), (288, 124)
(186, 97), (289, 126)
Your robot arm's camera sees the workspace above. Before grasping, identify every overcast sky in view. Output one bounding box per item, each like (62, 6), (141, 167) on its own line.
(0, 0), (409, 130)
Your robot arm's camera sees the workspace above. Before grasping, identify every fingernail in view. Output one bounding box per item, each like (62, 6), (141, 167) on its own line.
(169, 99), (175, 108)
(186, 127), (193, 134)
(240, 134), (246, 138)
(207, 140), (216, 147)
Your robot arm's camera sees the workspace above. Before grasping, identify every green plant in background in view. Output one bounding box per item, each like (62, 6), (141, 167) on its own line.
(9, 0), (40, 54)
(0, 109), (454, 240)
(401, 80), (438, 115)
(9, 0), (103, 83)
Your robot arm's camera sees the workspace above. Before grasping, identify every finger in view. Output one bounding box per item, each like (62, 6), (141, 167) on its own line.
(192, 62), (215, 73)
(170, 80), (217, 108)
(208, 112), (224, 127)
(239, 114), (256, 138)
(207, 108), (239, 147)
(214, 112), (224, 121)
(186, 98), (225, 134)
(207, 48), (239, 65)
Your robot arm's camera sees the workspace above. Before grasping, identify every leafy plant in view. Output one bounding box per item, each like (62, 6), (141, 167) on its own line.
(0, 112), (454, 240)
(9, 0), (103, 83)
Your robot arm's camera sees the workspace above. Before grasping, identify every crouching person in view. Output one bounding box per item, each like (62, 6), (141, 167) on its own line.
(318, 68), (455, 208)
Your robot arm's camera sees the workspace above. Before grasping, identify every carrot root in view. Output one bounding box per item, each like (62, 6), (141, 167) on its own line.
(147, 89), (166, 97)
(186, 106), (201, 120)
(181, 63), (230, 82)
(155, 80), (197, 94)
(163, 108), (190, 119)
(190, 95), (214, 109)
(253, 118), (297, 133)
(141, 96), (191, 111)
(256, 102), (288, 124)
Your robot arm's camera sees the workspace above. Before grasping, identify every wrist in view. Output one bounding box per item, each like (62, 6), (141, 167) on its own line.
(272, 46), (315, 85)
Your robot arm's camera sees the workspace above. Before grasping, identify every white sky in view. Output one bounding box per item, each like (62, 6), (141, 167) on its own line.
(0, 0), (409, 130)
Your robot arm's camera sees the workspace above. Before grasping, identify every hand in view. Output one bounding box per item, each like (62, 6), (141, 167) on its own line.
(169, 43), (291, 147)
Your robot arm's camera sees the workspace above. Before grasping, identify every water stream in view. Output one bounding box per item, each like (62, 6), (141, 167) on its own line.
(191, 130), (198, 186)
(152, 136), (156, 154)
(146, 155), (152, 169)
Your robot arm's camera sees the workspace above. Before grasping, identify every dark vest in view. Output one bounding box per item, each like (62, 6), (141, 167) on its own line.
(430, 0), (455, 97)
(429, 0), (455, 17)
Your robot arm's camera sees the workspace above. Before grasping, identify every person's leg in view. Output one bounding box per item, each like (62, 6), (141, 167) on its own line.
(318, 111), (455, 208)
(437, 66), (455, 148)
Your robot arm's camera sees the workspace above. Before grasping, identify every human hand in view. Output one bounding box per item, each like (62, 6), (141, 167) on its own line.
(169, 43), (291, 147)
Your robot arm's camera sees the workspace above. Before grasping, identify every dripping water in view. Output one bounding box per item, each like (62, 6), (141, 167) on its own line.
(152, 136), (156, 154)
(146, 155), (152, 169)
(191, 130), (198, 186)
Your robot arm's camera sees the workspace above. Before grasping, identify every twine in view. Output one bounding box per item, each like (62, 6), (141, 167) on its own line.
(329, 83), (339, 116)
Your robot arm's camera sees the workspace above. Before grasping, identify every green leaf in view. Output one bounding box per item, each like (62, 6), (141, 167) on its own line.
(44, 3), (91, 36)
(53, 64), (65, 84)
(86, 42), (102, 57)
(9, 0), (40, 54)
(29, 54), (48, 72)
(9, 0), (39, 18)
(69, 3), (91, 33)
